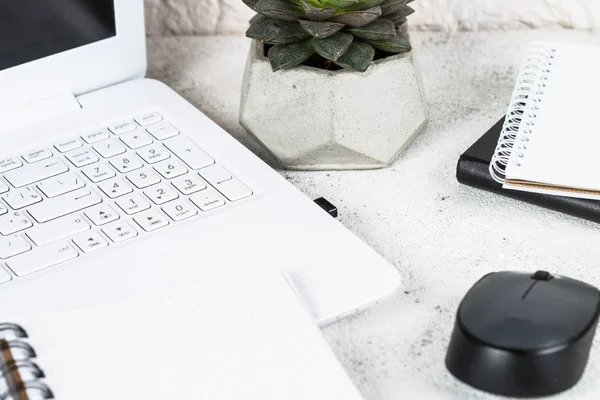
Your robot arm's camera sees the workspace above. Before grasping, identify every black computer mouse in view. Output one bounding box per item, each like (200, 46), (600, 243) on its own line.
(445, 271), (600, 397)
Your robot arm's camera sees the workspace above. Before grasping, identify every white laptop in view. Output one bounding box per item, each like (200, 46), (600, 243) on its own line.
(0, 0), (401, 324)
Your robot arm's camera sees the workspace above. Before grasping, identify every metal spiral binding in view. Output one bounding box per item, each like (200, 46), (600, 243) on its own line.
(489, 43), (557, 184)
(0, 323), (53, 399)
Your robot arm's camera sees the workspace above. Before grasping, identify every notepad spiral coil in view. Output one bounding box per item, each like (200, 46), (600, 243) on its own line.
(0, 323), (53, 400)
(489, 43), (557, 184)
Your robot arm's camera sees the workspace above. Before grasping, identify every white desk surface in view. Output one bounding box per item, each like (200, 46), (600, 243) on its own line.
(147, 30), (600, 399)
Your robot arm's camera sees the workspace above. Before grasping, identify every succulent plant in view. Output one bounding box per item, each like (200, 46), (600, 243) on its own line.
(243, 0), (415, 72)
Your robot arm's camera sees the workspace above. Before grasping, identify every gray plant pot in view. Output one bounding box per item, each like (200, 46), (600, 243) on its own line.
(239, 40), (428, 170)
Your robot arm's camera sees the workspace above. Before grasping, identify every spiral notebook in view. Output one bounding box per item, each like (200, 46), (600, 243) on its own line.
(490, 42), (600, 199)
(0, 270), (363, 400)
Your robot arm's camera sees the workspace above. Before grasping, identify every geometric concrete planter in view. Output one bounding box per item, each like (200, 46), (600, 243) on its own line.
(240, 40), (428, 170)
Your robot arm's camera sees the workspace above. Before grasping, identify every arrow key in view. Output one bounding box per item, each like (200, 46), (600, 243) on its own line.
(72, 231), (109, 253)
(85, 204), (120, 226)
(133, 210), (169, 232)
(102, 221), (138, 243)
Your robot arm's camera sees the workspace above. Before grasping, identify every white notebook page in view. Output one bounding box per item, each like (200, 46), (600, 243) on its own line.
(3, 270), (363, 400)
(504, 43), (600, 197)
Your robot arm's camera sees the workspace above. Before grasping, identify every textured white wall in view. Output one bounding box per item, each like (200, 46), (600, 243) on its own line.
(145, 0), (600, 36)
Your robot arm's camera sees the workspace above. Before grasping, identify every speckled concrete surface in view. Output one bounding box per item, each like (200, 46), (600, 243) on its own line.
(148, 31), (600, 399)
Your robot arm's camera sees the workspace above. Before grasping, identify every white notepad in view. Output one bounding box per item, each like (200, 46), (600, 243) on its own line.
(0, 270), (363, 400)
(490, 42), (600, 199)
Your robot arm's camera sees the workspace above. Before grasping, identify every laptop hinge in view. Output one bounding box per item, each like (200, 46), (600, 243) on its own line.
(0, 93), (82, 136)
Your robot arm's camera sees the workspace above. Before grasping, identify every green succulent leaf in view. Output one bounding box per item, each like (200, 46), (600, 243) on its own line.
(300, 1), (338, 21)
(366, 29), (411, 53)
(395, 5), (415, 17)
(330, 6), (382, 28)
(385, 6), (414, 19)
(254, 0), (306, 21)
(380, 0), (401, 14)
(242, 0), (260, 10)
(268, 39), (315, 71)
(298, 0), (325, 6)
(312, 32), (354, 61)
(299, 20), (345, 38)
(335, 42), (375, 72)
(389, 15), (408, 26)
(321, 0), (362, 9)
(246, 15), (311, 44)
(346, 0), (387, 11)
(347, 19), (395, 40)
(381, 0), (414, 16)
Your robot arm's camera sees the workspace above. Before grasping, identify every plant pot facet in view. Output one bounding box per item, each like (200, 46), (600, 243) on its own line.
(240, 40), (428, 170)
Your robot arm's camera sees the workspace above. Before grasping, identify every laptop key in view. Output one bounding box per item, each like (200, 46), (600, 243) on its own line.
(0, 234), (31, 260)
(135, 112), (163, 127)
(162, 200), (198, 221)
(116, 194), (151, 215)
(110, 155), (144, 174)
(146, 121), (179, 140)
(137, 144), (170, 164)
(93, 139), (127, 159)
(82, 129), (110, 144)
(72, 231), (109, 254)
(54, 138), (83, 153)
(199, 165), (232, 185)
(6, 242), (79, 277)
(127, 169), (161, 189)
(215, 179), (253, 202)
(98, 178), (133, 199)
(26, 215), (90, 247)
(133, 210), (169, 232)
(22, 148), (52, 164)
(102, 221), (138, 243)
(171, 174), (206, 195)
(120, 131), (153, 149)
(4, 158), (68, 188)
(81, 163), (116, 183)
(108, 120), (137, 135)
(28, 188), (102, 223)
(0, 158), (23, 174)
(37, 173), (85, 197)
(2, 187), (42, 209)
(190, 188), (226, 212)
(84, 204), (120, 226)
(144, 183), (179, 205)
(164, 136), (214, 170)
(0, 211), (33, 235)
(154, 159), (187, 179)
(66, 149), (99, 168)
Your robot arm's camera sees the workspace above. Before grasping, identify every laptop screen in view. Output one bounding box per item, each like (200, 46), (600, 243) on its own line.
(0, 0), (116, 72)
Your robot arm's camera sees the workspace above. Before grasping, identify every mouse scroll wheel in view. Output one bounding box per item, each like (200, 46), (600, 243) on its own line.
(531, 270), (554, 281)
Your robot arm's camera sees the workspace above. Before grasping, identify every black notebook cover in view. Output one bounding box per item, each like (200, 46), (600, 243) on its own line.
(457, 117), (600, 223)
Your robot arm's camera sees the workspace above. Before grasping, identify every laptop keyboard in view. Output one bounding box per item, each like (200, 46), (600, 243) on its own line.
(0, 112), (253, 283)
